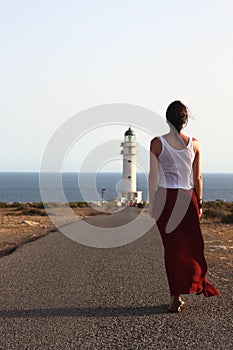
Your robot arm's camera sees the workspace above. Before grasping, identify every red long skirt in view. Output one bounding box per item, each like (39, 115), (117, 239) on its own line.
(154, 187), (220, 297)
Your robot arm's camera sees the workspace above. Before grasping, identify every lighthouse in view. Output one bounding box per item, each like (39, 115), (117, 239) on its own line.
(118, 127), (142, 205)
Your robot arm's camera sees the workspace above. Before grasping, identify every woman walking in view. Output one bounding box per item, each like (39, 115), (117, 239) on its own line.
(149, 100), (220, 313)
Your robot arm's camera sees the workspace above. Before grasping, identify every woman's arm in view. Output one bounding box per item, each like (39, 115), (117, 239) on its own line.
(148, 139), (159, 217)
(192, 138), (203, 217)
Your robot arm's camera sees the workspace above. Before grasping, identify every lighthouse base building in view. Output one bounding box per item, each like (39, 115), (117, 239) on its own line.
(118, 190), (142, 206)
(117, 127), (142, 206)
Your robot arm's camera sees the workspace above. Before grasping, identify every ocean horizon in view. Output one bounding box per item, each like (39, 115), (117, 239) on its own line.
(0, 172), (232, 203)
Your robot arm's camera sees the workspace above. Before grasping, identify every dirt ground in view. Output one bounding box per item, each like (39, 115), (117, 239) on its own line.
(0, 205), (108, 256)
(201, 219), (233, 285)
(0, 206), (232, 286)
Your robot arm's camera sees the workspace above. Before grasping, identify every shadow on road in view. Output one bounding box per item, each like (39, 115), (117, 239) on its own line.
(0, 304), (169, 319)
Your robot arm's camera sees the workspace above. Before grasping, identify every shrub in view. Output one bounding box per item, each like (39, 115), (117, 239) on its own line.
(23, 208), (47, 216)
(203, 207), (228, 219)
(203, 201), (233, 222)
(28, 202), (45, 209)
(222, 214), (233, 224)
(0, 202), (8, 208)
(69, 202), (89, 208)
(5, 202), (21, 208)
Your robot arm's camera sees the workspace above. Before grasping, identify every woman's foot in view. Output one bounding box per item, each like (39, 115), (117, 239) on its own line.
(168, 295), (185, 313)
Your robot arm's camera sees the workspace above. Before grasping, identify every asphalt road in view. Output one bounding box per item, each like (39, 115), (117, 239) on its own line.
(0, 208), (231, 350)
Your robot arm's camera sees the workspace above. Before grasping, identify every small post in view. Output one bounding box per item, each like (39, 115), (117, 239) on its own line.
(101, 188), (106, 203)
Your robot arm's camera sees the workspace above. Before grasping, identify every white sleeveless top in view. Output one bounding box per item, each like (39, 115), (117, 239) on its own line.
(157, 136), (195, 189)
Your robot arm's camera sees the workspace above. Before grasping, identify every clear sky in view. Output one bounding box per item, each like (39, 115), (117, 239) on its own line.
(1, 0), (233, 172)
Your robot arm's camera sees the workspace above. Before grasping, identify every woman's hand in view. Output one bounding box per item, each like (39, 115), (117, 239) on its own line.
(199, 208), (203, 219)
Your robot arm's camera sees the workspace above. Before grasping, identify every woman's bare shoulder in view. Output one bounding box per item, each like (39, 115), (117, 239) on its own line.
(150, 136), (161, 143)
(150, 137), (162, 156)
(192, 137), (201, 145)
(192, 137), (201, 152)
(150, 136), (162, 148)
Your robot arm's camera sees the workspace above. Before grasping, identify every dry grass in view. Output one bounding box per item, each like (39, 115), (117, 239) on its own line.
(203, 201), (233, 223)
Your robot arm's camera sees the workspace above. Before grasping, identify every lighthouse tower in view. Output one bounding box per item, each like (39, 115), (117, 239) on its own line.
(118, 127), (142, 205)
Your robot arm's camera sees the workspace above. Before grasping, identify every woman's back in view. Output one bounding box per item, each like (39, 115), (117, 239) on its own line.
(157, 133), (195, 189)
(162, 132), (190, 150)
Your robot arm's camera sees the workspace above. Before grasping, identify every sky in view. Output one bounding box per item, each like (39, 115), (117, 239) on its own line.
(0, 0), (233, 173)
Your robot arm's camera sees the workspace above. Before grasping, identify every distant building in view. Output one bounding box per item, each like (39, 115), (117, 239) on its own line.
(117, 127), (142, 205)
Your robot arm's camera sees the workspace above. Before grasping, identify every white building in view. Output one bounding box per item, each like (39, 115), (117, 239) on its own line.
(117, 127), (142, 205)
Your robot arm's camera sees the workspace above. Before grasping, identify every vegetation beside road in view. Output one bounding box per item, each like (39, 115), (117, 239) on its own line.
(203, 201), (233, 223)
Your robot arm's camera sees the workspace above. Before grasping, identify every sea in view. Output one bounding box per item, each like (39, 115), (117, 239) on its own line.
(0, 172), (232, 203)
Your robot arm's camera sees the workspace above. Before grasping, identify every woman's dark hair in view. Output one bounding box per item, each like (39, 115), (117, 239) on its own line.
(166, 100), (188, 133)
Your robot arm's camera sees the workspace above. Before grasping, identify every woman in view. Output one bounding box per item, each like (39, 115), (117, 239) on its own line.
(149, 100), (220, 313)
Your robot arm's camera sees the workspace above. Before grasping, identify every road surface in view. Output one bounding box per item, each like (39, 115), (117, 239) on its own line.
(0, 208), (231, 349)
